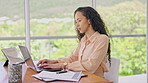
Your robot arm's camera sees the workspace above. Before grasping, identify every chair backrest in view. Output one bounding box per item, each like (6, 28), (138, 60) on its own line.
(104, 57), (120, 83)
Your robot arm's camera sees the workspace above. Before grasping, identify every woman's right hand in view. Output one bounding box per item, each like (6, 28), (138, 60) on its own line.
(37, 59), (58, 67)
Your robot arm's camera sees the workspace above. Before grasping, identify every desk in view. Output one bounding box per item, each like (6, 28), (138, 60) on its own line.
(0, 61), (112, 83)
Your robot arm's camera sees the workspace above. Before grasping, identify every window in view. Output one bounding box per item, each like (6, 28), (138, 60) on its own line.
(30, 0), (91, 36)
(97, 0), (146, 76)
(0, 0), (25, 37)
(29, 0), (92, 59)
(0, 0), (25, 61)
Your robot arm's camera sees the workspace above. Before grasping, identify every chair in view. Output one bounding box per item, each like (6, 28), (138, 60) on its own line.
(104, 57), (120, 83)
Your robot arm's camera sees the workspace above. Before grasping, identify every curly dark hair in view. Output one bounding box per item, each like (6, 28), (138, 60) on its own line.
(74, 6), (111, 64)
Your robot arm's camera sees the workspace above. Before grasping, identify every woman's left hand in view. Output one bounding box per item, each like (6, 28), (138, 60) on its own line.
(40, 63), (63, 69)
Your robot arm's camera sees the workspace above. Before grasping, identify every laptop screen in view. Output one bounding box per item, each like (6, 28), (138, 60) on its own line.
(19, 45), (36, 70)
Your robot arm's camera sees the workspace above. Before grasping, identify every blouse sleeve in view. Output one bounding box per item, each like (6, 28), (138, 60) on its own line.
(57, 43), (81, 63)
(67, 36), (109, 73)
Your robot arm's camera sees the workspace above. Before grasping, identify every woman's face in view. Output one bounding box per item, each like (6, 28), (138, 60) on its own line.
(75, 11), (90, 33)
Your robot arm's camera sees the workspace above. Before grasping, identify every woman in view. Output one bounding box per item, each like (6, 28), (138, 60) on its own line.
(37, 6), (111, 77)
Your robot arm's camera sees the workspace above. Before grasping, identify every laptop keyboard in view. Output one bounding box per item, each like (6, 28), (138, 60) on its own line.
(37, 67), (44, 71)
(35, 65), (62, 72)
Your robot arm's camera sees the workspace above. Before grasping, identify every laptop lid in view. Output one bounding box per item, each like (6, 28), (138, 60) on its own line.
(1, 47), (23, 65)
(18, 45), (39, 72)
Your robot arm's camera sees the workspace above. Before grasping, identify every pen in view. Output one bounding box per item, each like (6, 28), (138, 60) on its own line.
(56, 71), (67, 74)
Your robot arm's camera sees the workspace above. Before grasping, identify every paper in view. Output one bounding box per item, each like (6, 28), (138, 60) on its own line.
(32, 71), (82, 82)
(32, 74), (56, 82)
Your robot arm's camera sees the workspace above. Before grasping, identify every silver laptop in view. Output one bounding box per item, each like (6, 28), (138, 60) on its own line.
(18, 45), (62, 72)
(1, 47), (23, 65)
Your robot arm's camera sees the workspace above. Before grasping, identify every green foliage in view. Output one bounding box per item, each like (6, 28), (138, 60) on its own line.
(98, 0), (146, 35)
(49, 39), (78, 59)
(0, 22), (25, 36)
(30, 21), (75, 36)
(111, 37), (146, 76)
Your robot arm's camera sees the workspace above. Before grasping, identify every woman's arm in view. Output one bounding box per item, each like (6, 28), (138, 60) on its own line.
(37, 43), (81, 68)
(67, 36), (109, 73)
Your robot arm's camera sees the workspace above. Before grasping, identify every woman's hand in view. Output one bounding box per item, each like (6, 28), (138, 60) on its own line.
(39, 63), (63, 69)
(37, 59), (58, 67)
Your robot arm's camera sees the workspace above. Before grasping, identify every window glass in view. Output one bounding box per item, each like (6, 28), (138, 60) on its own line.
(30, 39), (78, 60)
(30, 0), (91, 36)
(97, 0), (146, 35)
(96, 0), (146, 76)
(0, 0), (25, 61)
(0, 0), (25, 37)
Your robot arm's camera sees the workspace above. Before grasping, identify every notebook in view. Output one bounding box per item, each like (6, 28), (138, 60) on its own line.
(18, 45), (62, 72)
(32, 71), (83, 82)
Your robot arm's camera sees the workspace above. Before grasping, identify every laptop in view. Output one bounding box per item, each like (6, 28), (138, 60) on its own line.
(1, 47), (23, 66)
(18, 45), (62, 72)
